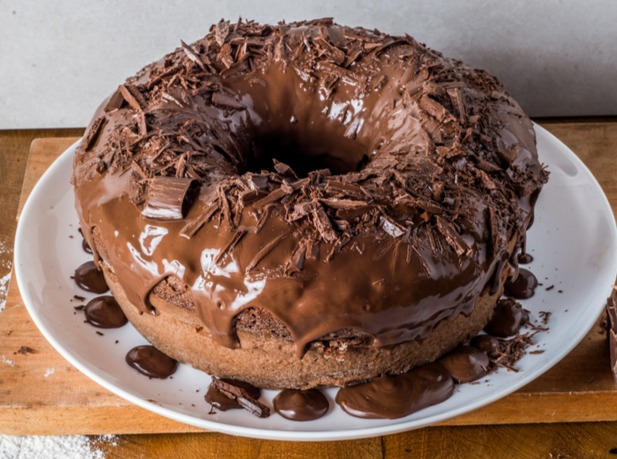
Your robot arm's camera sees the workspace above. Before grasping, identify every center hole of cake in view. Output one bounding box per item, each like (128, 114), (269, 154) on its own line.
(243, 131), (369, 178)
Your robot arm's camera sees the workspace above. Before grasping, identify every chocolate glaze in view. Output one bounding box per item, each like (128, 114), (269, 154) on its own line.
(504, 268), (538, 299)
(335, 363), (454, 419)
(484, 297), (528, 337)
(438, 345), (489, 383)
(126, 345), (178, 378)
(73, 261), (109, 293)
(273, 389), (329, 421)
(205, 378), (261, 411)
(84, 295), (128, 328)
(518, 252), (533, 264)
(72, 19), (548, 356)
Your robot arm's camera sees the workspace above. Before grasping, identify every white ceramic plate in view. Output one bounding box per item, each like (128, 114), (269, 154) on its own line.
(14, 125), (617, 441)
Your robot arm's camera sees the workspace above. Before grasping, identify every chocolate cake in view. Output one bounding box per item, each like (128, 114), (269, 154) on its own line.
(72, 18), (548, 389)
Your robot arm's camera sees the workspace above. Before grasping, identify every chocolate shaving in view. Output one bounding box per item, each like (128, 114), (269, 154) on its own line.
(142, 176), (195, 220)
(287, 201), (319, 222)
(83, 116), (107, 151)
(119, 84), (147, 111)
(247, 174), (269, 190)
(210, 378), (270, 418)
(180, 199), (220, 238)
(311, 206), (338, 243)
(211, 91), (246, 110)
(381, 216), (406, 238)
(273, 159), (298, 179)
(319, 198), (369, 210)
(251, 187), (289, 209)
(214, 20), (231, 47)
(104, 88), (125, 112)
(215, 229), (247, 265)
(446, 87), (466, 123)
(17, 346), (37, 355)
(180, 40), (207, 71)
(435, 216), (469, 256)
(246, 231), (291, 272)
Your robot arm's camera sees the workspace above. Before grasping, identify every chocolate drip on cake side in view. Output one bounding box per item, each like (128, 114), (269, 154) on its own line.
(72, 19), (548, 357)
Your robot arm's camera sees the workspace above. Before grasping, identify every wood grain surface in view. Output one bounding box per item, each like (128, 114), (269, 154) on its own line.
(1, 122), (617, 457)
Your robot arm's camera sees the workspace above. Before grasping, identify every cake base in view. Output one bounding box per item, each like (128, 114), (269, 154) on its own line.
(103, 265), (503, 389)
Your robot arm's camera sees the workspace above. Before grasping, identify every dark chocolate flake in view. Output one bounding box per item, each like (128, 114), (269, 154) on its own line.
(17, 346), (37, 355)
(180, 200), (221, 238)
(104, 88), (125, 112)
(435, 216), (469, 256)
(119, 84), (147, 111)
(311, 206), (338, 243)
(84, 116), (107, 151)
(381, 216), (406, 238)
(211, 91), (246, 110)
(210, 378), (270, 418)
(180, 40), (207, 71)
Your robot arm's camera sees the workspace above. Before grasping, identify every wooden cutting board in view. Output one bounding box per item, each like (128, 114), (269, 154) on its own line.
(1, 133), (617, 436)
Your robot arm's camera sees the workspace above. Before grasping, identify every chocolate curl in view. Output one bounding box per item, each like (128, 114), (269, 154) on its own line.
(142, 177), (195, 220)
(210, 378), (270, 418)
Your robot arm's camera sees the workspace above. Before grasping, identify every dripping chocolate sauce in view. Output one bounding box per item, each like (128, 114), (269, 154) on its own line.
(72, 251), (542, 420)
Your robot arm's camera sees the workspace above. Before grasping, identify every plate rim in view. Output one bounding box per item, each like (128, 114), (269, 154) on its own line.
(13, 125), (617, 440)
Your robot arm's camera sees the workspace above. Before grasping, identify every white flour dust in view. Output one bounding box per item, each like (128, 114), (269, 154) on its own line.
(0, 239), (12, 313)
(0, 434), (117, 459)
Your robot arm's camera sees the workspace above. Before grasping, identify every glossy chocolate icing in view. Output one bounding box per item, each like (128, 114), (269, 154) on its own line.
(335, 362), (454, 419)
(126, 345), (178, 379)
(84, 295), (128, 328)
(72, 19), (548, 356)
(273, 389), (329, 421)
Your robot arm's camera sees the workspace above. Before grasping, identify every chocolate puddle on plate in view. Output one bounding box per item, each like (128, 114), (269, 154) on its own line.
(71, 241), (546, 421)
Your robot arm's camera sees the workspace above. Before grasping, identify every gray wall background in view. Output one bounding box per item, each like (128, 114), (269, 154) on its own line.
(1, 0), (615, 129)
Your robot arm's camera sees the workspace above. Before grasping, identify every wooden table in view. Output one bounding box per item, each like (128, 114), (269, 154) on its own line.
(1, 121), (617, 458)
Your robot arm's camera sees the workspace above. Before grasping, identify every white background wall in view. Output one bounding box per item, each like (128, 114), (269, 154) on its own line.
(1, 0), (615, 129)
